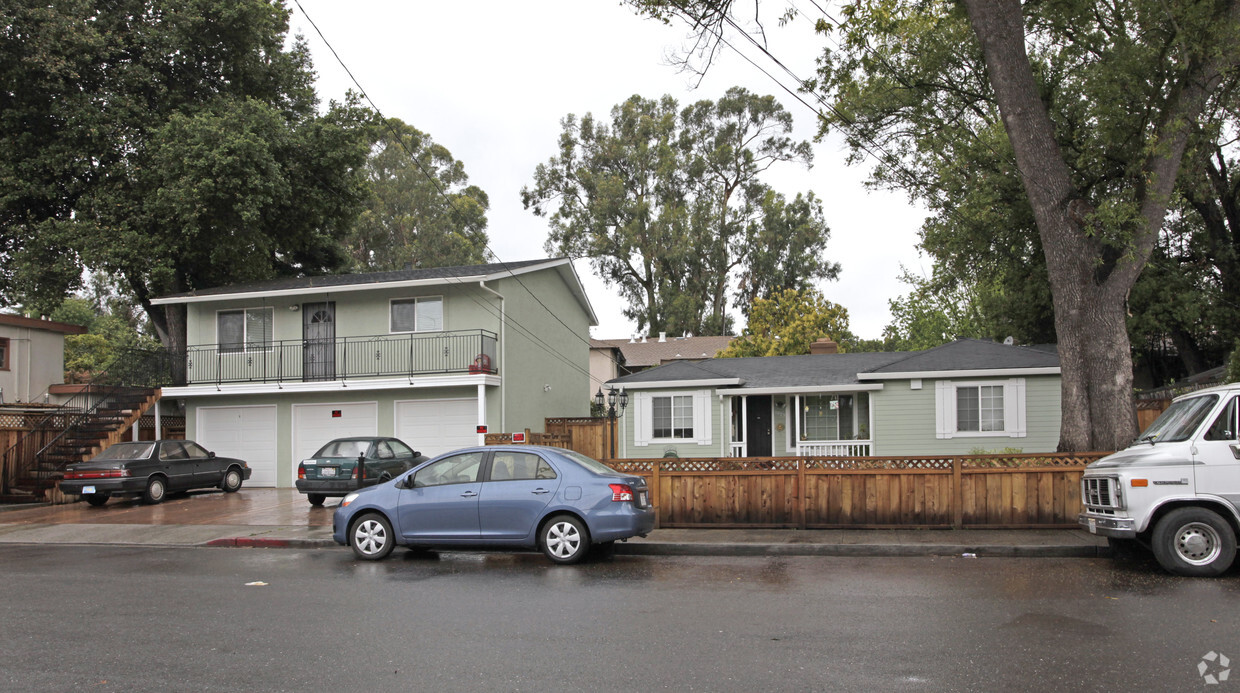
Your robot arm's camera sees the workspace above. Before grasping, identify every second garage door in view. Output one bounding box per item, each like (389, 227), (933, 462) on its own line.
(395, 399), (478, 458)
(292, 402), (378, 482)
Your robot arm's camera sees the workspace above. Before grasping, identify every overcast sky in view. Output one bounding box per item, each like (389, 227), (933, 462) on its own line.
(287, 0), (929, 340)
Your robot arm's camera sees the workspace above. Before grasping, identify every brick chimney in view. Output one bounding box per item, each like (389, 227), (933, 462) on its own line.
(810, 338), (839, 355)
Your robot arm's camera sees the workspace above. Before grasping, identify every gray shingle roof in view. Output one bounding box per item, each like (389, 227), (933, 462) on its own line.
(607, 338), (1059, 388)
(154, 259), (559, 301)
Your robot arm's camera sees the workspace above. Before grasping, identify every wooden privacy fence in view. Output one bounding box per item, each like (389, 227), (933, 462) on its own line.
(486, 417), (611, 460)
(608, 452), (1110, 530)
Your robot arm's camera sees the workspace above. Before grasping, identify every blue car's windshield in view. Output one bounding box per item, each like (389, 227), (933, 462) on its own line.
(1138, 394), (1219, 443)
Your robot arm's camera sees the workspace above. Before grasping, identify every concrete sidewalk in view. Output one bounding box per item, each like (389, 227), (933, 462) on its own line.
(0, 488), (1111, 558)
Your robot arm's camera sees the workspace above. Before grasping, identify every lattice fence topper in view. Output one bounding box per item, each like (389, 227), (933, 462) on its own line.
(608, 461), (655, 474)
(806, 457), (955, 471)
(960, 453), (1105, 469)
(658, 458), (802, 472)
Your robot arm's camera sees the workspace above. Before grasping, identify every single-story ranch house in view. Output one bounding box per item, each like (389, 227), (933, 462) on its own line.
(605, 338), (1062, 459)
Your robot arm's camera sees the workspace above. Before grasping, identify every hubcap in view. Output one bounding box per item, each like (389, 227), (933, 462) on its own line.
(354, 519), (387, 555)
(150, 481), (164, 500)
(226, 471), (240, 488)
(546, 521), (581, 558)
(1175, 522), (1221, 565)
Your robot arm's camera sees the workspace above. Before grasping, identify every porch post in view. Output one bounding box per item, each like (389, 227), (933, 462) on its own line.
(476, 383), (487, 446)
(132, 421), (139, 441)
(741, 395), (748, 457)
(154, 400), (162, 440)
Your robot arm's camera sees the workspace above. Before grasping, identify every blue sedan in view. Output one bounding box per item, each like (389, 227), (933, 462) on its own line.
(332, 446), (655, 564)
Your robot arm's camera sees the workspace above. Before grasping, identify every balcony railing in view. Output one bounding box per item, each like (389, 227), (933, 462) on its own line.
(179, 329), (497, 385)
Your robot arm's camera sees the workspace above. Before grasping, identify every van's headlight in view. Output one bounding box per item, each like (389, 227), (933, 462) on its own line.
(341, 492), (360, 507)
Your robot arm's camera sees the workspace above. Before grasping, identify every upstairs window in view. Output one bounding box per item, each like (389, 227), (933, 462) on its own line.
(217, 308), (273, 353)
(391, 296), (443, 333)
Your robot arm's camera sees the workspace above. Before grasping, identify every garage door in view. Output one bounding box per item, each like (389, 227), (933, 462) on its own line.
(395, 399), (478, 458)
(292, 402), (378, 480)
(197, 406), (278, 487)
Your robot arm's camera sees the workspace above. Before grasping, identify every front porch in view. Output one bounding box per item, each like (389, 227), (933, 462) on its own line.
(727, 391), (874, 458)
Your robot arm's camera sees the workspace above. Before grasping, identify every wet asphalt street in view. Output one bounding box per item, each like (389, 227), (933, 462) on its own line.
(1, 546), (1237, 692)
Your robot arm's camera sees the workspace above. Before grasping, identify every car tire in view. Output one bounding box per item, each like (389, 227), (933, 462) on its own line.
(142, 476), (167, 505)
(220, 468), (243, 493)
(1151, 507), (1236, 577)
(350, 513), (395, 561)
(307, 493), (326, 507)
(84, 493), (109, 507)
(540, 514), (590, 565)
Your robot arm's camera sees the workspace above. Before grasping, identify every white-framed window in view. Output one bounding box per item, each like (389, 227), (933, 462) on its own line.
(632, 390), (713, 446)
(935, 379), (1026, 439)
(798, 393), (870, 441)
(217, 308), (273, 353)
(652, 395), (694, 439)
(390, 296), (443, 333)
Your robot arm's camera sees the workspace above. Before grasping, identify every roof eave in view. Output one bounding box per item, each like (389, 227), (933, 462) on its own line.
(858, 366), (1061, 380)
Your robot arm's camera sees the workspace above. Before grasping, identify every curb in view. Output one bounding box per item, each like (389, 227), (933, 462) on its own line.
(199, 537), (1108, 558)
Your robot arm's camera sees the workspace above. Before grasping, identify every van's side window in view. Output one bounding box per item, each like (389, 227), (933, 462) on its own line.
(1203, 397), (1238, 441)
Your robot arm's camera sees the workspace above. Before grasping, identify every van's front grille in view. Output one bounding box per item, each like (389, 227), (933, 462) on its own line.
(1082, 476), (1121, 510)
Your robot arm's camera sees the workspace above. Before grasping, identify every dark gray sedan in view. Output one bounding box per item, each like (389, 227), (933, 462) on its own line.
(60, 439), (251, 506)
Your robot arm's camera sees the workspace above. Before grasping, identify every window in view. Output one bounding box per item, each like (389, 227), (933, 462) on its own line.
(956, 385), (1004, 432)
(413, 451), (483, 487)
(653, 395), (693, 439)
(935, 379), (1026, 439)
(490, 452), (556, 482)
(391, 296), (443, 333)
(799, 393), (869, 441)
(218, 308), (273, 353)
(1201, 397), (1236, 442)
(387, 439), (414, 457)
(0, 337), (8, 370)
(633, 390), (712, 447)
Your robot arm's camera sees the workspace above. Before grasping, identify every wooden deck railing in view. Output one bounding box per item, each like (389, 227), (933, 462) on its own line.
(607, 452), (1109, 530)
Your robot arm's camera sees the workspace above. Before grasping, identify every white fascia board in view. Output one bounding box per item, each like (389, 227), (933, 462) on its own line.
(162, 374), (501, 398)
(857, 367), (1061, 380)
(150, 259), (574, 306)
(611, 378), (741, 390)
(714, 384), (885, 396)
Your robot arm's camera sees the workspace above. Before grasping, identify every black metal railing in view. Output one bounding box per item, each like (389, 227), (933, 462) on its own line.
(179, 329), (498, 385)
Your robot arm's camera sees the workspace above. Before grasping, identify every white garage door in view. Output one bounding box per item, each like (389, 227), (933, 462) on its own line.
(292, 402), (378, 480)
(395, 399), (478, 458)
(197, 405), (278, 487)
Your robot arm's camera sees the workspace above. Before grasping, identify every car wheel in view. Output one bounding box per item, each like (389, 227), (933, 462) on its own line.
(142, 477), (167, 505)
(307, 493), (326, 506)
(540, 514), (589, 565)
(84, 493), (109, 507)
(1151, 507), (1236, 577)
(220, 468), (243, 493)
(350, 513), (394, 560)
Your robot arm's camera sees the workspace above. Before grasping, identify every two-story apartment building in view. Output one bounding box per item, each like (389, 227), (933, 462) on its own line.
(155, 259), (596, 488)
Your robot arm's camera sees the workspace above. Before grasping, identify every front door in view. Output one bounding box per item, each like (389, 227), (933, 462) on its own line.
(746, 395), (773, 457)
(302, 302), (336, 381)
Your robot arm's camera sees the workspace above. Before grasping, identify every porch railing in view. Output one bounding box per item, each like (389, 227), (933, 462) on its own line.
(178, 329), (497, 385)
(729, 442), (745, 457)
(797, 441), (871, 457)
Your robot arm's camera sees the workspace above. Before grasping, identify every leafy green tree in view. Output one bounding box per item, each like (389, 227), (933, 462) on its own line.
(717, 288), (851, 357)
(1227, 340), (1240, 384)
(346, 118), (490, 271)
(882, 270), (992, 352)
(523, 88), (838, 334)
(632, 0), (1240, 452)
(0, 0), (372, 364)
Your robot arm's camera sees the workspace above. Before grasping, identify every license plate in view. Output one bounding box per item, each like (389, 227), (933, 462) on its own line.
(82, 485), (96, 495)
(321, 467), (337, 477)
(638, 491), (648, 507)
(1087, 517), (1097, 534)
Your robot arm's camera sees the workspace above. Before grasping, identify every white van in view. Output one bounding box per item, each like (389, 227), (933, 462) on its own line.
(1079, 382), (1240, 576)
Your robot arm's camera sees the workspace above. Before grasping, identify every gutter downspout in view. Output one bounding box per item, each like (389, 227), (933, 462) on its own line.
(478, 280), (505, 434)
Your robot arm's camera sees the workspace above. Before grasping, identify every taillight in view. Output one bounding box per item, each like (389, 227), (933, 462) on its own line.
(351, 467), (358, 480)
(64, 469), (130, 480)
(297, 463), (306, 480)
(609, 483), (634, 502)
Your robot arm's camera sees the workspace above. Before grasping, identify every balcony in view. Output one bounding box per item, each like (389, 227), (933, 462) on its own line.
(179, 329), (497, 385)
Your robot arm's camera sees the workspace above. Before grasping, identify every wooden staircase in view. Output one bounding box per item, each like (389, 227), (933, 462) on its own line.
(0, 387), (160, 503)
